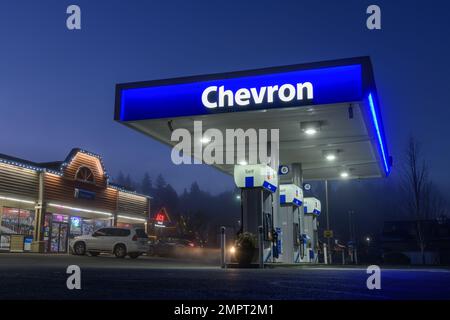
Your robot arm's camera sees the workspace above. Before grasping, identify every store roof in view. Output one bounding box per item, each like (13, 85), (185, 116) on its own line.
(0, 148), (149, 197)
(0, 148), (104, 174)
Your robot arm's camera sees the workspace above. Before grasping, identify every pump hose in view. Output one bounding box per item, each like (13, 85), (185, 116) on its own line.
(295, 251), (300, 263)
(264, 249), (272, 263)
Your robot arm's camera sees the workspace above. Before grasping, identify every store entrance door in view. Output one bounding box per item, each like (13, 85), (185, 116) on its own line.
(50, 221), (68, 253)
(45, 214), (70, 253)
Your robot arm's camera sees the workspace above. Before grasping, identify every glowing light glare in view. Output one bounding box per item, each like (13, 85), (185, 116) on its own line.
(155, 213), (166, 222)
(304, 128), (317, 135)
(229, 246), (236, 254)
(340, 171), (349, 178)
(154, 224), (166, 228)
(325, 154), (336, 161)
(368, 93), (390, 174)
(48, 203), (112, 216)
(200, 136), (211, 144)
(238, 160), (248, 166)
(236, 195), (241, 200)
(366, 237), (371, 242)
(0, 196), (35, 204)
(71, 217), (81, 227)
(117, 215), (147, 222)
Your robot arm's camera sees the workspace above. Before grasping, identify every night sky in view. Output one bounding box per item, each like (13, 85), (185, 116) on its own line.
(1, 0), (449, 196)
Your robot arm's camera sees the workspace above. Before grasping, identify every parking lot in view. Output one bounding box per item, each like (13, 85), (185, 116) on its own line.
(1, 253), (450, 300)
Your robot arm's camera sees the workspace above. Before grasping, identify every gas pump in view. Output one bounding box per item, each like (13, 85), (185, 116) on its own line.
(234, 164), (278, 264)
(303, 197), (321, 263)
(279, 184), (303, 263)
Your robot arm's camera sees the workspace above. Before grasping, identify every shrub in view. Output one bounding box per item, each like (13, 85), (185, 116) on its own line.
(235, 232), (257, 266)
(236, 232), (257, 249)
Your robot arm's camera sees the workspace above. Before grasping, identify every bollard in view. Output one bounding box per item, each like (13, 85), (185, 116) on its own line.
(323, 243), (328, 265)
(220, 226), (226, 268)
(258, 226), (264, 269)
(342, 250), (345, 265)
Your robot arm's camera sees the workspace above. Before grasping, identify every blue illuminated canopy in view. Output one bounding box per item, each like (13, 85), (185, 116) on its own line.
(115, 57), (391, 177)
(117, 64), (363, 121)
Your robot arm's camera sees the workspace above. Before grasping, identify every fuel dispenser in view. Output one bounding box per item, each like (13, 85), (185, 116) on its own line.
(279, 184), (303, 263)
(234, 164), (278, 264)
(303, 197), (321, 263)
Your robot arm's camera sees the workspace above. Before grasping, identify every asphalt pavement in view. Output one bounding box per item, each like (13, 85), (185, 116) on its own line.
(0, 253), (449, 300)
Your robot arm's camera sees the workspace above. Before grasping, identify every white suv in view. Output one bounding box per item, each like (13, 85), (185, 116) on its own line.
(70, 227), (148, 258)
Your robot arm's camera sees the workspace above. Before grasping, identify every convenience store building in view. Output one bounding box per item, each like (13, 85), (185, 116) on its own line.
(0, 148), (150, 253)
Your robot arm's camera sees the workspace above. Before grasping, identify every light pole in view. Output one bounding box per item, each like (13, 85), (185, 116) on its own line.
(348, 210), (355, 264)
(325, 179), (332, 264)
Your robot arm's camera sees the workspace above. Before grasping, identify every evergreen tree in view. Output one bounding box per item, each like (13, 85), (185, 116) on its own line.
(141, 172), (153, 196)
(156, 174), (166, 189)
(190, 181), (201, 195)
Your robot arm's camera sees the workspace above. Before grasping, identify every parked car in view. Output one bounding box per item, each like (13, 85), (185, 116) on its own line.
(149, 238), (196, 257)
(70, 227), (148, 258)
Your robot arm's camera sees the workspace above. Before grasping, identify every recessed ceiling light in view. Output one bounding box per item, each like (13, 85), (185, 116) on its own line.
(304, 128), (317, 135)
(200, 137), (211, 144)
(238, 160), (248, 166)
(340, 171), (349, 178)
(325, 154), (336, 161)
(300, 121), (321, 136)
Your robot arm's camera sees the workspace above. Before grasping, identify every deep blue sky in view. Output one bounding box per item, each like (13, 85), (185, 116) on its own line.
(1, 0), (449, 195)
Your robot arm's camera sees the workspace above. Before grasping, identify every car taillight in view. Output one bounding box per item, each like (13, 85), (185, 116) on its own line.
(132, 235), (138, 241)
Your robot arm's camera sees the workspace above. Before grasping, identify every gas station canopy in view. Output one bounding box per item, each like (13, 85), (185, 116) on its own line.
(114, 57), (391, 180)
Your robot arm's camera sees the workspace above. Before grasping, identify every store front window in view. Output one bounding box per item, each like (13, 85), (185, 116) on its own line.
(0, 207), (35, 251)
(44, 213), (113, 253)
(70, 217), (112, 238)
(94, 218), (111, 231)
(0, 207), (35, 236)
(70, 216), (82, 237)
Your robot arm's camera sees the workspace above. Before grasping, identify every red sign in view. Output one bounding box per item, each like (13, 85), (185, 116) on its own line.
(154, 207), (170, 224)
(155, 213), (165, 222)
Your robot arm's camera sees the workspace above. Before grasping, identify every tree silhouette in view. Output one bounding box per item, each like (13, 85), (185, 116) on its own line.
(400, 136), (448, 264)
(141, 172), (152, 196)
(113, 172), (240, 246)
